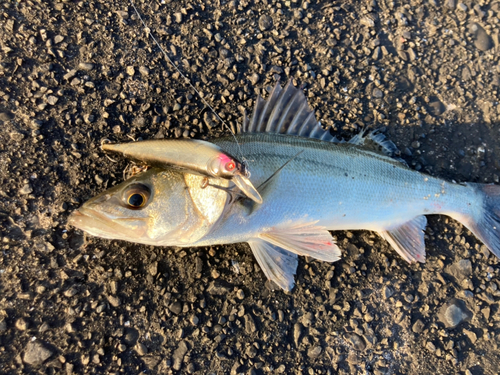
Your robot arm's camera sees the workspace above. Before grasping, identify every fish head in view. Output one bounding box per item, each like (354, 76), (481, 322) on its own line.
(68, 168), (230, 246)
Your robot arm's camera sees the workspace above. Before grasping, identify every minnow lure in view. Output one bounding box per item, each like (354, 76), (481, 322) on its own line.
(102, 139), (263, 204)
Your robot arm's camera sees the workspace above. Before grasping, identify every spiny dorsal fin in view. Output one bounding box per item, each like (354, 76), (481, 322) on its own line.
(239, 80), (337, 142)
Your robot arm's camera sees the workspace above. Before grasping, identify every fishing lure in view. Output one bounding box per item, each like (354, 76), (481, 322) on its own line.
(102, 139), (263, 204)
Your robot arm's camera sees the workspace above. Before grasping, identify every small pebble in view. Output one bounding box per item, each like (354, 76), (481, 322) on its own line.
(78, 62), (94, 71)
(83, 114), (94, 124)
(258, 14), (273, 31)
(307, 346), (322, 358)
(172, 341), (188, 371)
(412, 319), (425, 333)
(107, 295), (121, 307)
(456, 259), (472, 275)
(19, 184), (33, 195)
(63, 69), (77, 80)
(372, 88), (384, 99)
(15, 318), (29, 330)
(446, 0), (455, 9)
(249, 73), (260, 85)
(186, 363), (195, 373)
(244, 314), (256, 334)
(426, 341), (436, 352)
(360, 17), (375, 27)
(149, 261), (158, 276)
(0, 111), (14, 122)
(293, 323), (303, 346)
(469, 23), (493, 51)
(347, 333), (366, 351)
(23, 341), (53, 365)
(169, 302), (182, 315)
(46, 95), (58, 105)
(383, 286), (394, 299)
(438, 299), (472, 327)
(190, 315), (199, 325)
(236, 289), (245, 299)
(135, 343), (148, 356)
(126, 66), (135, 76)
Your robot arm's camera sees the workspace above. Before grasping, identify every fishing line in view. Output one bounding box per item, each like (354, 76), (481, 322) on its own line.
(128, 0), (248, 169)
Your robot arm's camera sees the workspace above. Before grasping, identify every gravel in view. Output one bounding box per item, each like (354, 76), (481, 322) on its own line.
(172, 341), (189, 371)
(438, 299), (473, 328)
(258, 14), (273, 32)
(23, 341), (53, 366)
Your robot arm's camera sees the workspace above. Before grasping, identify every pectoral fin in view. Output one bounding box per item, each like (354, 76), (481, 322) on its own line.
(379, 216), (427, 263)
(248, 239), (298, 291)
(260, 221), (341, 262)
(248, 221), (341, 291)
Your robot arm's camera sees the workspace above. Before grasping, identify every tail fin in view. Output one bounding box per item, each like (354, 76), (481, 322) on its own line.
(463, 183), (500, 259)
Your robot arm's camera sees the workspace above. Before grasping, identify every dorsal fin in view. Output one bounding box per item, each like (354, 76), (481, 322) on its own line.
(238, 80), (404, 163)
(348, 128), (401, 159)
(239, 80), (337, 142)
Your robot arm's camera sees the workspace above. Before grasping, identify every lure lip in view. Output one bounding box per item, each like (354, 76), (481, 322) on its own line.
(232, 173), (263, 204)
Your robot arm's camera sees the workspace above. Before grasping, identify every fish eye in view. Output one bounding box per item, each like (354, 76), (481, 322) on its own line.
(128, 193), (145, 207)
(122, 184), (151, 209)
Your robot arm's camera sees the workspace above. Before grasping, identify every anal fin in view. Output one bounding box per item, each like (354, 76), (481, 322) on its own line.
(248, 239), (298, 291)
(379, 216), (427, 263)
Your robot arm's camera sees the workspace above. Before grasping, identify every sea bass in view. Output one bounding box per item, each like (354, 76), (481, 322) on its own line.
(69, 81), (500, 291)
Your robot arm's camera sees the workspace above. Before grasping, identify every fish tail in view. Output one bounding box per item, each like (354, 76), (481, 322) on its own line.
(459, 183), (500, 259)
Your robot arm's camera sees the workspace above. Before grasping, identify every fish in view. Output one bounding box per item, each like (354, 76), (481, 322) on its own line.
(69, 80), (500, 291)
(102, 139), (262, 204)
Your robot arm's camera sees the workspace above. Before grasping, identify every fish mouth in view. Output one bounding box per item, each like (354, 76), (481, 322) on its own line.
(68, 208), (148, 240)
(68, 208), (115, 239)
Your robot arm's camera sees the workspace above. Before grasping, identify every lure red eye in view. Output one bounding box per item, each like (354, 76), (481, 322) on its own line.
(225, 161), (236, 171)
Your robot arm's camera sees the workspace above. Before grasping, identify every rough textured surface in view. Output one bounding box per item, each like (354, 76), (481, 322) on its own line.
(0, 0), (499, 374)
(23, 341), (54, 366)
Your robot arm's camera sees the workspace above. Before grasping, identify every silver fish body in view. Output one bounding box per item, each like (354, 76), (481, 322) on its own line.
(201, 133), (475, 245)
(69, 81), (500, 291)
